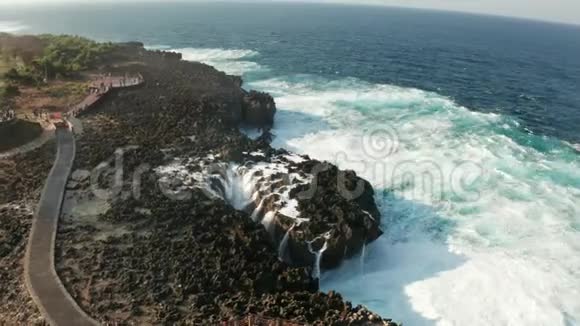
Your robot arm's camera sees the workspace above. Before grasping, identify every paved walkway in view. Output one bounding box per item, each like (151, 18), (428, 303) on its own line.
(23, 74), (143, 325)
(68, 75), (143, 117)
(24, 128), (98, 326)
(0, 75), (143, 159)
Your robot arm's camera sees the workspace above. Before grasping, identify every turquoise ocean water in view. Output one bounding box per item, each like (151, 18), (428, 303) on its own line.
(2, 3), (579, 324)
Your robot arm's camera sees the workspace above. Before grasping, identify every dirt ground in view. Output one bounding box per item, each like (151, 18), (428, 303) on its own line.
(0, 77), (92, 152)
(13, 80), (90, 118)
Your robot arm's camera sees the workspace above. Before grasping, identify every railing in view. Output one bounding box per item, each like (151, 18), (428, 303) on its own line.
(65, 74), (144, 119)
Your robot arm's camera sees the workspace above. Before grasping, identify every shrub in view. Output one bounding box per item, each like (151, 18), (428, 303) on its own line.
(0, 83), (20, 98)
(37, 35), (115, 78)
(1, 34), (117, 84)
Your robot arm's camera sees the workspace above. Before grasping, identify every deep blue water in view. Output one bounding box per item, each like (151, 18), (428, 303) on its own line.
(2, 3), (580, 325)
(2, 2), (580, 144)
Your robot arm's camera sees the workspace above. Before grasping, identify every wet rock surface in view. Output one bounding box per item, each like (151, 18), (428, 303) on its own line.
(286, 160), (382, 270)
(242, 90), (277, 128)
(156, 150), (382, 272)
(53, 47), (397, 325)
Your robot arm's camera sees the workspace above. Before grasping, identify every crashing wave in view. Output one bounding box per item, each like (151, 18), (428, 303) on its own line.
(155, 149), (381, 270)
(0, 21), (28, 33)
(170, 47), (263, 75)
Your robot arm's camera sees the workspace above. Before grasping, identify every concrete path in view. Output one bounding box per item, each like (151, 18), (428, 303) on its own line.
(21, 73), (143, 325)
(69, 75), (143, 117)
(24, 128), (98, 326)
(1, 74), (143, 159)
(68, 116), (84, 135)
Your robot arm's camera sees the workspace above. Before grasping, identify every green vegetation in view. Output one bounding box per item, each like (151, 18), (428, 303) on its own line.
(0, 43), (23, 106)
(0, 33), (116, 85)
(35, 35), (115, 79)
(0, 81), (19, 110)
(0, 52), (24, 76)
(43, 81), (89, 99)
(0, 83), (19, 97)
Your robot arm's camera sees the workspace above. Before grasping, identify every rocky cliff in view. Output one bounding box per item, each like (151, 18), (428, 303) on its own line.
(241, 90), (277, 128)
(51, 44), (396, 325)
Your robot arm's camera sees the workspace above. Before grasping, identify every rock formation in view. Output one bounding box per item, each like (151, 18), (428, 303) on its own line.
(241, 90), (277, 128)
(156, 148), (383, 272)
(44, 44), (396, 325)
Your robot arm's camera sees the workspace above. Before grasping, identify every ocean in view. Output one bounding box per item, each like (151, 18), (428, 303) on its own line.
(2, 2), (579, 325)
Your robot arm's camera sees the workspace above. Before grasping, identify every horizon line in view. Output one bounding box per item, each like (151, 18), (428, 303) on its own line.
(0, 0), (579, 28)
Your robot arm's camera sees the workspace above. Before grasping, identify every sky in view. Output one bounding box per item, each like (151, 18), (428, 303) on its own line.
(0, 0), (579, 25)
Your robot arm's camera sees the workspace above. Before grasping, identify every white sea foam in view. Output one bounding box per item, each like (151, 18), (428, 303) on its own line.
(0, 21), (28, 33)
(247, 73), (580, 325)
(155, 154), (313, 222)
(308, 238), (329, 280)
(171, 47), (263, 75)
(163, 46), (580, 325)
(144, 44), (172, 50)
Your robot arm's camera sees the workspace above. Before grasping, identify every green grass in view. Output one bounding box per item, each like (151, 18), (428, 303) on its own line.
(42, 81), (89, 99)
(1, 34), (116, 85)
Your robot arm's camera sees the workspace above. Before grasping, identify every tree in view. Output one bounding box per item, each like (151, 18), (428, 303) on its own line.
(1, 33), (116, 84)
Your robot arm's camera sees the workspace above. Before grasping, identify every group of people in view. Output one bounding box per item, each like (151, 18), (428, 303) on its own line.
(0, 109), (16, 123)
(1, 73), (144, 127)
(94, 73), (144, 89)
(64, 105), (87, 119)
(89, 83), (110, 94)
(66, 73), (144, 119)
(118, 74), (143, 87)
(32, 109), (50, 120)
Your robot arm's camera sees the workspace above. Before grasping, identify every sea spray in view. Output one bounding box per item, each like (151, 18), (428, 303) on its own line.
(250, 194), (273, 222)
(278, 222), (299, 263)
(169, 47), (262, 75)
(308, 239), (329, 281)
(261, 211), (276, 236)
(0, 21), (28, 33)
(162, 29), (580, 323)
(253, 72), (580, 325)
(360, 240), (366, 276)
(223, 165), (255, 211)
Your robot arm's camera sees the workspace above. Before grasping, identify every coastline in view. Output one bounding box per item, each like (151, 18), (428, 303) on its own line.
(1, 40), (396, 325)
(2, 5), (580, 323)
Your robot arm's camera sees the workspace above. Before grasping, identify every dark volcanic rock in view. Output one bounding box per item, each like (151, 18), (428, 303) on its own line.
(0, 141), (53, 324)
(0, 141), (55, 205)
(0, 201), (43, 324)
(156, 150), (383, 272)
(280, 159), (382, 270)
(230, 75), (243, 88)
(242, 90), (277, 128)
(53, 46), (396, 325)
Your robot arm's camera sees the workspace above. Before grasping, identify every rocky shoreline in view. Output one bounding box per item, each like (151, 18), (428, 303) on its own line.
(2, 42), (398, 325)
